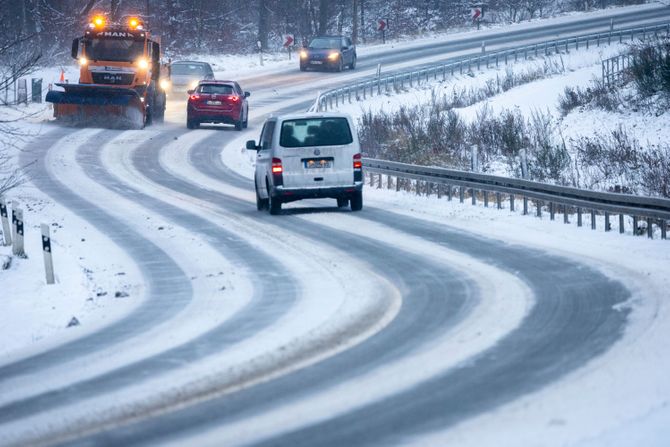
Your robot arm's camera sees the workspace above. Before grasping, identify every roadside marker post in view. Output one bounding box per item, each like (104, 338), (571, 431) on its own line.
(41, 223), (55, 284)
(12, 204), (25, 257)
(0, 198), (11, 246)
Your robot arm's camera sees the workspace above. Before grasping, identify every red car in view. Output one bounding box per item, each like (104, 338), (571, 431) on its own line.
(187, 80), (250, 130)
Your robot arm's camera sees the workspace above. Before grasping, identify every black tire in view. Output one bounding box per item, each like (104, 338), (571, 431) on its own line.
(336, 58), (344, 72)
(153, 91), (166, 124)
(300, 64), (307, 72)
(350, 191), (363, 211)
(256, 181), (268, 211)
(243, 108), (248, 128)
(187, 118), (199, 129)
(268, 184), (282, 215)
(350, 56), (356, 70)
(235, 119), (243, 131)
(337, 197), (348, 208)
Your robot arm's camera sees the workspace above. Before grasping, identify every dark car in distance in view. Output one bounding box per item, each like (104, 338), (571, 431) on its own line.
(299, 36), (356, 72)
(187, 80), (250, 130)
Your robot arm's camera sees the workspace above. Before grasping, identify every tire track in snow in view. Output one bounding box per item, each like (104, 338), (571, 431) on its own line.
(0, 127), (301, 433)
(0, 126), (192, 384)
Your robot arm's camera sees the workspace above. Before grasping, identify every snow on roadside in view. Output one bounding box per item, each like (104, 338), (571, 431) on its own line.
(0, 174), (144, 362)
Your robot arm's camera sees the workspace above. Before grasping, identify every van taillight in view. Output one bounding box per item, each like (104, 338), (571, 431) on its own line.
(353, 153), (362, 169)
(353, 153), (362, 182)
(272, 158), (283, 174)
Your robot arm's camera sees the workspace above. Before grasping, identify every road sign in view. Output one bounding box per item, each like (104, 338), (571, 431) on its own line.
(377, 19), (387, 32)
(283, 34), (295, 48)
(472, 8), (482, 21)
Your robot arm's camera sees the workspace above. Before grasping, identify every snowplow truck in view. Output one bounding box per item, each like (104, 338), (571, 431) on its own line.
(46, 16), (167, 129)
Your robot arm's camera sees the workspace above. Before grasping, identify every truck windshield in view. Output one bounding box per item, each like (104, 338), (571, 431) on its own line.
(87, 38), (145, 62)
(280, 118), (353, 148)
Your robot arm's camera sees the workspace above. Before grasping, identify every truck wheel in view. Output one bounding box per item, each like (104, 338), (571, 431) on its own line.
(337, 197), (348, 208)
(350, 191), (363, 211)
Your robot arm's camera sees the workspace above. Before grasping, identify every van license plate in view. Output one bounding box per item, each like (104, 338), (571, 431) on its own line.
(304, 159), (332, 169)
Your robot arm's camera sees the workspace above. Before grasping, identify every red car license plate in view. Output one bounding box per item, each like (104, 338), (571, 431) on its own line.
(206, 100), (222, 105)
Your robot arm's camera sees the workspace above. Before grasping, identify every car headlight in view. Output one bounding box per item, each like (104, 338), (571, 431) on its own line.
(327, 52), (340, 61)
(299, 50), (308, 59)
(159, 79), (170, 90)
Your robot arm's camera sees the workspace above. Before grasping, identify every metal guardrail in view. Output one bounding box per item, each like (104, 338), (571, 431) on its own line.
(602, 53), (636, 86)
(363, 158), (670, 239)
(316, 22), (670, 111)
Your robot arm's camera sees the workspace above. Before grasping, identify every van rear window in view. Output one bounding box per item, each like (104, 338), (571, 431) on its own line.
(280, 118), (353, 148)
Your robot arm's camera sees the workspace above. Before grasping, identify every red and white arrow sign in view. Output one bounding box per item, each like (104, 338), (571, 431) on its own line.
(377, 19), (387, 31)
(472, 8), (482, 21)
(283, 34), (295, 48)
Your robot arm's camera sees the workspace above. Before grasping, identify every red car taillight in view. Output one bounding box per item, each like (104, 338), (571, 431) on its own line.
(272, 158), (283, 174)
(189, 94), (200, 101)
(228, 95), (240, 103)
(353, 153), (362, 169)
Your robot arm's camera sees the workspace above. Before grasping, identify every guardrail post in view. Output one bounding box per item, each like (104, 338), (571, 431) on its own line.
(661, 220), (667, 239)
(387, 174), (392, 189)
(0, 198), (11, 246)
(523, 196), (528, 215)
(368, 172), (374, 186)
(586, 38), (589, 50)
(510, 194), (515, 212)
(471, 189), (477, 205)
(605, 212), (611, 231)
(591, 210), (596, 230)
(577, 207), (583, 227)
(576, 37), (579, 50)
(619, 214), (625, 234)
(550, 202), (555, 220)
(395, 176), (401, 192)
(647, 218), (653, 239)
(41, 223), (55, 284)
(496, 192), (502, 209)
(416, 179), (421, 195)
(460, 186), (465, 203)
(447, 184), (452, 201)
(437, 184), (442, 199)
(483, 191), (488, 207)
(536, 201), (542, 218)
(633, 216), (639, 235)
(563, 205), (569, 224)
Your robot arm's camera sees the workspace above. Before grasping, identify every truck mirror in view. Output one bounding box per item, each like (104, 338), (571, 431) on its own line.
(71, 38), (80, 59)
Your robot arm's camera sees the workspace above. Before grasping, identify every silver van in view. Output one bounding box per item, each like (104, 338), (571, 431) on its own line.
(246, 113), (364, 215)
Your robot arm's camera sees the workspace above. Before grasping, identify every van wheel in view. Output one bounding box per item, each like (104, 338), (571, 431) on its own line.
(337, 197), (348, 208)
(256, 182), (268, 211)
(269, 193), (282, 215)
(350, 191), (363, 211)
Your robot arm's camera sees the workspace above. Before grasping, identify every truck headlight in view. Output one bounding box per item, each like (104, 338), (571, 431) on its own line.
(137, 58), (149, 69)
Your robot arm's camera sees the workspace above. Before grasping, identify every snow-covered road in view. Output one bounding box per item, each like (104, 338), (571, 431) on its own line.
(1, 4), (670, 446)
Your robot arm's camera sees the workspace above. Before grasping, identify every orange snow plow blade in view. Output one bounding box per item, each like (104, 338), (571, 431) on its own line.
(46, 83), (145, 129)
